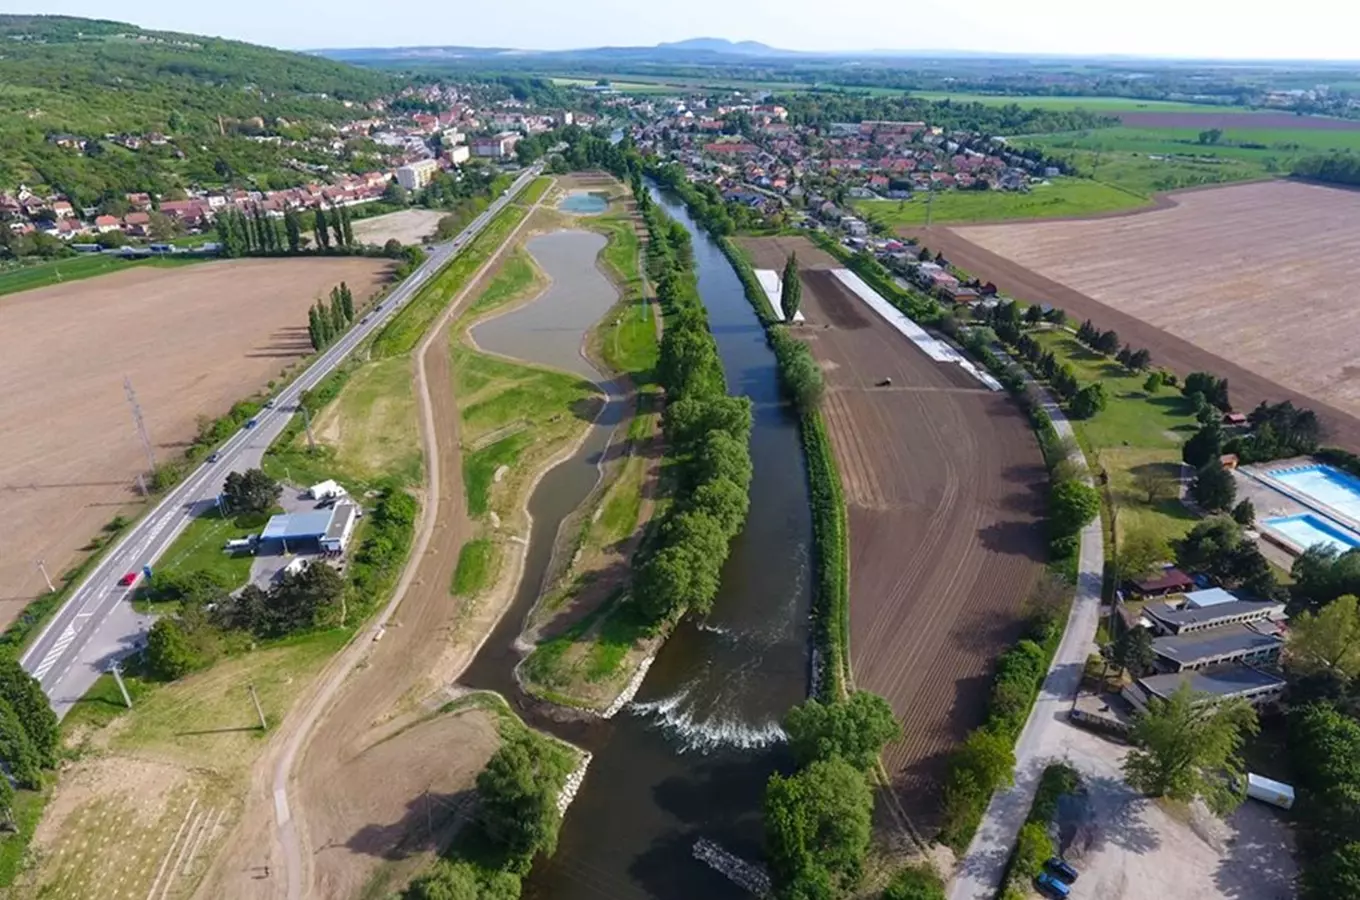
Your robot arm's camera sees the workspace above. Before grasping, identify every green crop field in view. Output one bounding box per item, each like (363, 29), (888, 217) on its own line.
(854, 178), (1148, 228)
(0, 254), (201, 298)
(908, 92), (1249, 113)
(1026, 125), (1360, 164)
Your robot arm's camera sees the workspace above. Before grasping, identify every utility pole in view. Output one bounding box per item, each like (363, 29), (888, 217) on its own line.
(301, 403), (316, 451)
(248, 684), (267, 730)
(124, 375), (157, 479)
(36, 559), (55, 593)
(136, 472), (149, 498)
(110, 661), (132, 709)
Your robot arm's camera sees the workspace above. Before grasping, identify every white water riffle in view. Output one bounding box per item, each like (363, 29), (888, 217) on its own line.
(629, 685), (787, 754)
(601, 653), (656, 719)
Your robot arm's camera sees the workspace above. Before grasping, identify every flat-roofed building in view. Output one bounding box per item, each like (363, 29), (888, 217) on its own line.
(261, 502), (359, 554)
(1151, 622), (1283, 672)
(396, 159), (439, 191)
(1143, 598), (1286, 636)
(1123, 666), (1287, 712)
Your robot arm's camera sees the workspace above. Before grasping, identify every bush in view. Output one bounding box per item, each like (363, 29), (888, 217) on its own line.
(1050, 480), (1100, 537)
(883, 865), (945, 900)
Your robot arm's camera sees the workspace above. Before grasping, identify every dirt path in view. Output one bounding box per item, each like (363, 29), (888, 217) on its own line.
(195, 183), (553, 900)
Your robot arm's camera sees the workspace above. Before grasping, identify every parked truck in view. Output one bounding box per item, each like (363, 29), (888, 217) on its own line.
(1246, 773), (1295, 810)
(307, 479), (348, 501)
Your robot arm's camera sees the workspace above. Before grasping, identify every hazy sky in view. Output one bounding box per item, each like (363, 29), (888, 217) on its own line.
(30, 0), (1360, 59)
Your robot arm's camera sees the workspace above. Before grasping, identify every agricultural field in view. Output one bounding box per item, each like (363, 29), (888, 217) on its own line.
(0, 254), (201, 299)
(1025, 123), (1360, 166)
(0, 257), (389, 625)
(763, 240), (1046, 823)
(946, 180), (1360, 448)
(854, 178), (1148, 227)
(908, 92), (1250, 114)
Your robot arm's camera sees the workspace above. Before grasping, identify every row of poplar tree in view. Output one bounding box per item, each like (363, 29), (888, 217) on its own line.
(216, 204), (360, 258)
(308, 282), (357, 351)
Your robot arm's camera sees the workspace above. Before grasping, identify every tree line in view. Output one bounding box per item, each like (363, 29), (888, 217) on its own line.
(1293, 153), (1360, 187)
(308, 282), (357, 351)
(0, 658), (61, 824)
(215, 202), (358, 258)
(632, 185), (755, 627)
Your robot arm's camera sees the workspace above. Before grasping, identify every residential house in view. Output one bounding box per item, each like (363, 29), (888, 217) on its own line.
(93, 215), (121, 233)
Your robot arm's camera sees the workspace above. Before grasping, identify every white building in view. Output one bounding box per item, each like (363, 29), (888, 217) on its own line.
(447, 145), (470, 166)
(396, 159), (440, 191)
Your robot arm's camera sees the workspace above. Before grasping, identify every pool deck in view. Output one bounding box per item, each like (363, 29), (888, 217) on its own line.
(1237, 457), (1360, 561)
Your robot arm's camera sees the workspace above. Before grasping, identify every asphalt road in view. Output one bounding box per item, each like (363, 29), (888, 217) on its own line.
(21, 163), (543, 717)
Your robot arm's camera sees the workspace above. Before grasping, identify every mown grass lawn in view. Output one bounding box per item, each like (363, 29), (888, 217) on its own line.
(152, 507), (257, 588)
(1033, 329), (1201, 547)
(855, 178), (1148, 228)
(451, 538), (497, 597)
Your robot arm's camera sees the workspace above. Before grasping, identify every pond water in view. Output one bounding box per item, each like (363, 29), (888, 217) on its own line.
(558, 190), (610, 215)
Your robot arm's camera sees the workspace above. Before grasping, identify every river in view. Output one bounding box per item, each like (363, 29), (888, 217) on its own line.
(463, 187), (814, 899)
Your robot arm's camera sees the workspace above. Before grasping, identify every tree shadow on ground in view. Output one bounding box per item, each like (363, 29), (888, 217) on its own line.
(978, 520), (1048, 562)
(1074, 772), (1161, 857)
(1213, 804), (1297, 899)
(343, 788), (477, 862)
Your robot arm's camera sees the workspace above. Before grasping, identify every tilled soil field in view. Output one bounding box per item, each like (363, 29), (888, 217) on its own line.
(737, 234), (839, 270)
(797, 270), (1046, 827)
(919, 181), (1360, 449)
(0, 258), (389, 623)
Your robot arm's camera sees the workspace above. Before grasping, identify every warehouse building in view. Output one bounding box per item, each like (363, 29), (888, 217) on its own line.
(1123, 666), (1287, 713)
(261, 502), (358, 554)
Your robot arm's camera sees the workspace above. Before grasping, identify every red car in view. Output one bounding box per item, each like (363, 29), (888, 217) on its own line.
(118, 572), (138, 587)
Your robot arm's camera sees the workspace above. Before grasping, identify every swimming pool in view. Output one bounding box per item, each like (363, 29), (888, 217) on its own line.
(1265, 464), (1360, 525)
(1263, 513), (1360, 554)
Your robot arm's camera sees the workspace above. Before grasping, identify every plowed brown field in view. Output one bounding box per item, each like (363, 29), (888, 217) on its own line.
(795, 265), (1046, 827)
(924, 181), (1360, 449)
(0, 258), (389, 624)
(737, 234), (838, 270)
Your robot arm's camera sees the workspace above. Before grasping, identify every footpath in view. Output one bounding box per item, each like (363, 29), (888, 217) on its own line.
(947, 368), (1105, 900)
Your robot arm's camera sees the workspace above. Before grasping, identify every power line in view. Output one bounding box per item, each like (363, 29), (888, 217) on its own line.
(124, 375), (157, 486)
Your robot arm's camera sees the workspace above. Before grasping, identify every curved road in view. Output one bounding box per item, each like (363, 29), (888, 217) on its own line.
(20, 163), (543, 717)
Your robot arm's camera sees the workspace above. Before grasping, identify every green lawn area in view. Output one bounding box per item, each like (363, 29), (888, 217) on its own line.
(1032, 329), (1200, 547)
(269, 355), (421, 492)
(151, 507), (257, 589)
(518, 175), (553, 206)
(451, 537), (497, 597)
(0, 254), (202, 298)
(908, 92), (1249, 113)
(374, 203), (527, 357)
(456, 352), (598, 445)
(854, 178), (1148, 228)
(463, 430), (534, 518)
(1048, 149), (1267, 196)
(458, 248), (542, 326)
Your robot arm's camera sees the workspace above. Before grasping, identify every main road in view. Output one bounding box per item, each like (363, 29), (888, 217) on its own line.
(21, 163), (543, 717)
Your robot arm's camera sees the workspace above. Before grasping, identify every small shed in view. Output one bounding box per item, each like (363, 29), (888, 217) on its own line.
(1129, 566), (1195, 598)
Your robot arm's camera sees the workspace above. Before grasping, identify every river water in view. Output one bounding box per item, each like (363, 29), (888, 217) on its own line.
(461, 188), (814, 899)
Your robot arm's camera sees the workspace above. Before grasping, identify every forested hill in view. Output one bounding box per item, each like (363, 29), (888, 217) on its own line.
(0, 15), (399, 204)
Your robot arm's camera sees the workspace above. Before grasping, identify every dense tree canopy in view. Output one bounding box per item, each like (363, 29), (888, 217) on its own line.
(783, 692), (901, 772)
(765, 757), (873, 897)
(222, 467), (281, 516)
(475, 730), (576, 873)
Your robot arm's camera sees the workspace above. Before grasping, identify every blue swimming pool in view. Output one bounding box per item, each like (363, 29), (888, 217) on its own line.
(1264, 513), (1360, 554)
(1266, 464), (1360, 524)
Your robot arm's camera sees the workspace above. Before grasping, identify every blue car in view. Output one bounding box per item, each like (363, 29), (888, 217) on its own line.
(1045, 857), (1079, 883)
(1035, 871), (1071, 899)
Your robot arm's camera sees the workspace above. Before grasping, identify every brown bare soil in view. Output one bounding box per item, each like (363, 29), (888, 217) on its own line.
(796, 271), (1046, 827)
(0, 258), (389, 624)
(737, 234), (839, 270)
(350, 209), (446, 246)
(924, 180), (1360, 449)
